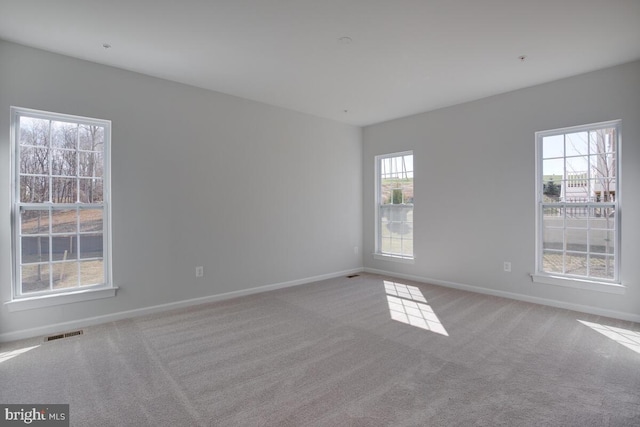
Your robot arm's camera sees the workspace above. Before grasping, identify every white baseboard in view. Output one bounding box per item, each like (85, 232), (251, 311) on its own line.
(364, 267), (640, 323)
(0, 267), (364, 343)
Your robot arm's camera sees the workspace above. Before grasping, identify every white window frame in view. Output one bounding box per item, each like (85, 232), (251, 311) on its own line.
(374, 151), (414, 263)
(7, 107), (116, 311)
(533, 120), (623, 294)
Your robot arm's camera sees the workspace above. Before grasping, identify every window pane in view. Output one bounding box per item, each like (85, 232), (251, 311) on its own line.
(79, 125), (104, 151)
(592, 179), (616, 202)
(79, 209), (103, 232)
(565, 229), (587, 253)
(590, 154), (615, 179)
(387, 238), (402, 255)
(79, 178), (103, 203)
(380, 214), (393, 253)
(542, 135), (564, 159)
(21, 209), (49, 234)
(542, 211), (563, 231)
(22, 236), (49, 263)
(565, 252), (587, 276)
(380, 215), (391, 235)
(20, 175), (49, 202)
(542, 180), (562, 201)
(386, 207), (413, 233)
(79, 152), (103, 177)
(51, 148), (77, 176)
(589, 255), (614, 280)
(589, 230), (615, 254)
(52, 262), (78, 289)
(20, 146), (49, 175)
(589, 128), (616, 155)
(565, 132), (588, 157)
(402, 238), (413, 257)
(542, 159), (563, 179)
(80, 234), (103, 259)
(542, 228), (563, 250)
(565, 156), (588, 177)
(52, 235), (77, 261)
(381, 237), (393, 254)
(80, 260), (104, 286)
(21, 264), (50, 294)
(51, 209), (77, 233)
(567, 174), (588, 188)
(542, 251), (563, 274)
(51, 177), (77, 203)
(51, 121), (77, 149)
(19, 117), (49, 146)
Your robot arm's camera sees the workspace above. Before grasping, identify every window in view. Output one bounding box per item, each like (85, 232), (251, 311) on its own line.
(375, 151), (414, 260)
(535, 121), (620, 288)
(10, 107), (113, 305)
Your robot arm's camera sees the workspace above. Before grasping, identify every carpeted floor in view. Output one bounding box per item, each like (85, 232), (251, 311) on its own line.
(1, 273), (639, 426)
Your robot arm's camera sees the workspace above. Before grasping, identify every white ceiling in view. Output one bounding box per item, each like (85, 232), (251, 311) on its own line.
(1, 0), (639, 126)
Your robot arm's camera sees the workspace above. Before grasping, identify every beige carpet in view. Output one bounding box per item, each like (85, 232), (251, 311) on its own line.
(1, 273), (639, 426)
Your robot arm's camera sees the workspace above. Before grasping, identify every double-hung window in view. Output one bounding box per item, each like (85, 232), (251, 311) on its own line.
(10, 107), (114, 307)
(375, 151), (414, 261)
(534, 121), (621, 290)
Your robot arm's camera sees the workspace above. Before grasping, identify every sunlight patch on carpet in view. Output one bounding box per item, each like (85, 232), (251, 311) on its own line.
(384, 280), (448, 336)
(579, 320), (640, 355)
(0, 345), (40, 364)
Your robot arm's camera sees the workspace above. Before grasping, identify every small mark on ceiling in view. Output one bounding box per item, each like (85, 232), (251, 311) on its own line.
(102, 43), (112, 49)
(338, 36), (353, 45)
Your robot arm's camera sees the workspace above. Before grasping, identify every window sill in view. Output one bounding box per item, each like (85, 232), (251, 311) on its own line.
(5, 286), (118, 312)
(531, 274), (624, 295)
(373, 253), (415, 264)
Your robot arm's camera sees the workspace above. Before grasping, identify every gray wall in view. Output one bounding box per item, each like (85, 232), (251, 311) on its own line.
(0, 41), (363, 338)
(363, 60), (640, 320)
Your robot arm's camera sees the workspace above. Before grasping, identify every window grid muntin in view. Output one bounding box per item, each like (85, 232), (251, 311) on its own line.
(12, 107), (110, 298)
(536, 120), (619, 283)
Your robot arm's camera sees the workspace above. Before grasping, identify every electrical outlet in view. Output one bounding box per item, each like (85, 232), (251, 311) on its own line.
(503, 262), (511, 272)
(195, 266), (204, 278)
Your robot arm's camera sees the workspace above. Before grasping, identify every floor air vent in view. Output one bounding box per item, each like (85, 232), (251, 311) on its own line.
(347, 274), (360, 278)
(45, 330), (83, 342)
